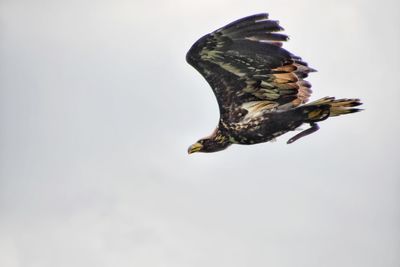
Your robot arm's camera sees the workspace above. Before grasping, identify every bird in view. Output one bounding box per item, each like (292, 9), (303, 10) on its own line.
(186, 13), (362, 154)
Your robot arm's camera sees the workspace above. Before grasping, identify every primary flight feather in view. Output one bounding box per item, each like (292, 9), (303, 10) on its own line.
(186, 13), (362, 154)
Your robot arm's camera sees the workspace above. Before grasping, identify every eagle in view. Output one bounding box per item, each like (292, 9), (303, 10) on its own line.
(186, 13), (362, 154)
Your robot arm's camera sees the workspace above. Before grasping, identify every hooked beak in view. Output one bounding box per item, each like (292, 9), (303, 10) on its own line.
(188, 142), (203, 154)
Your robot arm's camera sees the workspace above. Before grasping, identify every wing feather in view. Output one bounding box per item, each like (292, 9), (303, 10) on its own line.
(186, 13), (315, 123)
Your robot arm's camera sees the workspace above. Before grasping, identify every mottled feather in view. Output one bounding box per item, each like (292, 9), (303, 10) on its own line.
(186, 13), (315, 124)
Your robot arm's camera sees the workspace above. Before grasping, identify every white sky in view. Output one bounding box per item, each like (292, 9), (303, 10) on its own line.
(1, 0), (399, 266)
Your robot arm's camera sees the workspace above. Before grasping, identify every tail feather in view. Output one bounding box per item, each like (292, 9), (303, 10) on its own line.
(288, 97), (362, 144)
(305, 97), (363, 118)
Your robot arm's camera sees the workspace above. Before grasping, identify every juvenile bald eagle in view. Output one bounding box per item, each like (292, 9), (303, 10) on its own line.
(187, 13), (362, 154)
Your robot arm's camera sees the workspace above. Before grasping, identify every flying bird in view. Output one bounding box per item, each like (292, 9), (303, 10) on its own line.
(186, 13), (362, 154)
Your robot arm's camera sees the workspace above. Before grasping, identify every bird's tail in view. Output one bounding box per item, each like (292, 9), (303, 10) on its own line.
(302, 97), (363, 122)
(287, 97), (362, 144)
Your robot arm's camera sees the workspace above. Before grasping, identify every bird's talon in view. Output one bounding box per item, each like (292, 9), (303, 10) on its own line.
(287, 123), (320, 144)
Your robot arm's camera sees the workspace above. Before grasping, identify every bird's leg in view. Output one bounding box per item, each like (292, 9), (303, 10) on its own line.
(287, 122), (320, 144)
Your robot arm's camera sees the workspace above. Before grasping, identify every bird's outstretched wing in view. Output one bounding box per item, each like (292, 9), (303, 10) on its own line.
(186, 13), (315, 123)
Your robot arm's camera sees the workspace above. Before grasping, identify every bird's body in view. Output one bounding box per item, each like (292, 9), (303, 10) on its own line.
(187, 13), (362, 153)
(221, 109), (305, 144)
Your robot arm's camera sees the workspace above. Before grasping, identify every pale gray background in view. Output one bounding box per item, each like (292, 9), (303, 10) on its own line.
(1, 0), (399, 266)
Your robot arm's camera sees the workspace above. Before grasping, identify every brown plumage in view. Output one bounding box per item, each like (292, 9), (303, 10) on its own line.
(186, 13), (362, 154)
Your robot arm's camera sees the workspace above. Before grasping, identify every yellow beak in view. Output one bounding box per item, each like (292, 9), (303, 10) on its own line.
(188, 142), (203, 154)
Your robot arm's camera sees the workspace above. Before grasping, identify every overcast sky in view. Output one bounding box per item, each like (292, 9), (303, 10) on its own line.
(1, 0), (399, 266)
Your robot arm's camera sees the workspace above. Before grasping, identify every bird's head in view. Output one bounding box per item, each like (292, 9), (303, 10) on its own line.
(188, 130), (231, 154)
